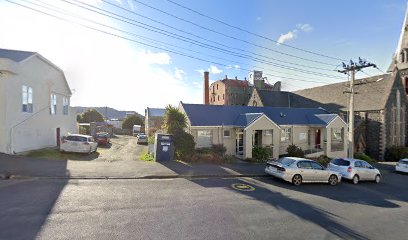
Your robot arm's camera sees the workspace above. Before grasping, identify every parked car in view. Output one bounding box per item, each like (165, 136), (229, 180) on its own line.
(95, 132), (110, 146)
(60, 134), (98, 154)
(137, 134), (148, 145)
(265, 157), (341, 186)
(327, 158), (381, 184)
(395, 159), (408, 173)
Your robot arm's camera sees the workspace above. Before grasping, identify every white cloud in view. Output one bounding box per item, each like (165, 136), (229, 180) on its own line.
(296, 23), (313, 32)
(196, 69), (205, 75)
(209, 65), (222, 74)
(277, 30), (297, 45)
(225, 64), (241, 70)
(0, 1), (200, 113)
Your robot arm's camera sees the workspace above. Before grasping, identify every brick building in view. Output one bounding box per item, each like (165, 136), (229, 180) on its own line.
(203, 70), (281, 106)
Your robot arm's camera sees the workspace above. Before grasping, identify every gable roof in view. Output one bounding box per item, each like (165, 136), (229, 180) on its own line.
(0, 48), (36, 62)
(294, 73), (394, 112)
(181, 103), (338, 127)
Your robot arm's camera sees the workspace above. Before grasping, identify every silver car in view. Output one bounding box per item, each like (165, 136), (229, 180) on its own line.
(328, 158), (381, 184)
(265, 157), (341, 186)
(395, 159), (408, 173)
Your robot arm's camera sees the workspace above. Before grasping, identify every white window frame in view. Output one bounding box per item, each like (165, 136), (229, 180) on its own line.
(22, 85), (33, 113)
(331, 127), (344, 151)
(280, 128), (291, 142)
(50, 94), (57, 115)
(265, 130), (273, 136)
(196, 130), (212, 148)
(63, 97), (69, 115)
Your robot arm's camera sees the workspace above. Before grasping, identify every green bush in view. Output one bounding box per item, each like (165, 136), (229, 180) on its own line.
(354, 152), (376, 163)
(252, 146), (270, 161)
(311, 155), (331, 166)
(148, 135), (155, 144)
(173, 131), (195, 160)
(140, 151), (154, 161)
(384, 146), (408, 162)
(196, 144), (226, 155)
(287, 144), (305, 158)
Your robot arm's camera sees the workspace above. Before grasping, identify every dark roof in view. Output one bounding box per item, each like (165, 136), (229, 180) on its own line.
(254, 89), (328, 109)
(294, 73), (395, 112)
(0, 48), (36, 62)
(181, 103), (335, 127)
(147, 108), (165, 117)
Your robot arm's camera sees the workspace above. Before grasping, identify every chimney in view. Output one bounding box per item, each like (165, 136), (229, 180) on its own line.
(204, 71), (209, 105)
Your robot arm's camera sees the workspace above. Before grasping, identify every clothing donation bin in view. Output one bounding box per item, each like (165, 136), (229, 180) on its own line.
(154, 133), (174, 162)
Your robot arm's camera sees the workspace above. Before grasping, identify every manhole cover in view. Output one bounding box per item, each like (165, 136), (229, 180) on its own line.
(231, 183), (255, 191)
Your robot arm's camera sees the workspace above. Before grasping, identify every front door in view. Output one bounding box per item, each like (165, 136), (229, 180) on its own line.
(315, 129), (321, 149)
(56, 128), (61, 147)
(236, 132), (243, 157)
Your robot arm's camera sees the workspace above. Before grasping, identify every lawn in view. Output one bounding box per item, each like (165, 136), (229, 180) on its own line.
(26, 148), (100, 161)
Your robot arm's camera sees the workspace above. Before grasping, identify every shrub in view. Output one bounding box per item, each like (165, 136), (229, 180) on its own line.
(287, 144), (305, 158)
(252, 146), (270, 161)
(196, 144), (226, 155)
(173, 131), (195, 160)
(310, 155), (331, 167)
(140, 151), (154, 161)
(354, 152), (376, 163)
(384, 146), (408, 162)
(148, 135), (155, 144)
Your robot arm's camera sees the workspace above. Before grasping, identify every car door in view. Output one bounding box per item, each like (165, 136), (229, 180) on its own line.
(354, 161), (367, 180)
(297, 161), (313, 182)
(361, 161), (376, 180)
(310, 161), (329, 182)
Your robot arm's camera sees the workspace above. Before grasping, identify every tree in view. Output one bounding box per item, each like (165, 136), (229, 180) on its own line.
(162, 105), (187, 134)
(122, 114), (144, 130)
(80, 108), (104, 123)
(162, 105), (195, 160)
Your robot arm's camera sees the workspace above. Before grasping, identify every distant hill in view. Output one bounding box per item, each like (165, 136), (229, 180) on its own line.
(75, 106), (144, 120)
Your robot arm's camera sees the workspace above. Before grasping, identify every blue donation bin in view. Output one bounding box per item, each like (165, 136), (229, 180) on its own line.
(154, 133), (174, 162)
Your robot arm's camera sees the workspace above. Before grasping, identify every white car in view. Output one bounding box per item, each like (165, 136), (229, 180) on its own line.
(265, 157), (341, 186)
(328, 158), (381, 184)
(60, 134), (98, 154)
(395, 159), (408, 173)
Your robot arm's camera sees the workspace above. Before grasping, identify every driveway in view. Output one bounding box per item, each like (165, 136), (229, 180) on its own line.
(93, 135), (146, 162)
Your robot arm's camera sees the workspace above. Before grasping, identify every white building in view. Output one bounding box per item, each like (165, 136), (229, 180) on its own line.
(0, 48), (77, 154)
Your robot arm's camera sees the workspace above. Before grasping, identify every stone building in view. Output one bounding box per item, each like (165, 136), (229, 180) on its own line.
(203, 70), (281, 106)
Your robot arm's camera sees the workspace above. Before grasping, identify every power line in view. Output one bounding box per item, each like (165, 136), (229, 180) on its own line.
(131, 0), (341, 66)
(22, 0), (339, 82)
(38, 0), (344, 79)
(164, 0), (347, 62)
(101, 0), (336, 72)
(6, 0), (342, 85)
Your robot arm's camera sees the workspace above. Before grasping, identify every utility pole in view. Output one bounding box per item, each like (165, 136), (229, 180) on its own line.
(338, 58), (376, 158)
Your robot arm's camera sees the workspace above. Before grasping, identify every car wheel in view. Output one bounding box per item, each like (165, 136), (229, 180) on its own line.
(352, 175), (359, 184)
(374, 174), (381, 184)
(292, 174), (302, 186)
(329, 175), (338, 186)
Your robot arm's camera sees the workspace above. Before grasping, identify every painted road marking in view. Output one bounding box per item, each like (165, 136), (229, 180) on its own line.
(231, 183), (255, 191)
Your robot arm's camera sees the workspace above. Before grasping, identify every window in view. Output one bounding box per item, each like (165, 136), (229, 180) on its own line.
(223, 130), (230, 138)
(310, 162), (324, 170)
(197, 130), (212, 148)
(280, 128), (291, 142)
(223, 94), (224, 100)
(405, 77), (408, 95)
(216, 84), (218, 90)
(218, 95), (220, 101)
(22, 85), (33, 113)
(50, 94), (57, 115)
(265, 130), (273, 136)
(297, 161), (312, 169)
(331, 128), (344, 151)
(330, 158), (350, 166)
(354, 161), (363, 168)
(63, 97), (69, 115)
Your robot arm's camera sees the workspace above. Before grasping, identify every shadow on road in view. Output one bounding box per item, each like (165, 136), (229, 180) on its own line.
(0, 154), (69, 239)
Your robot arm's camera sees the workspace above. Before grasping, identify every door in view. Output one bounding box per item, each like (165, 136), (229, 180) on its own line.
(361, 161), (376, 180)
(310, 162), (329, 181)
(56, 128), (61, 147)
(315, 129), (321, 149)
(354, 161), (367, 180)
(236, 132), (244, 157)
(297, 161), (314, 182)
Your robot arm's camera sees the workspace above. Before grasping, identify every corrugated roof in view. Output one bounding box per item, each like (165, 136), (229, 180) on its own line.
(294, 73), (394, 112)
(221, 79), (250, 88)
(254, 89), (328, 109)
(0, 48), (36, 62)
(147, 108), (165, 117)
(181, 103), (333, 127)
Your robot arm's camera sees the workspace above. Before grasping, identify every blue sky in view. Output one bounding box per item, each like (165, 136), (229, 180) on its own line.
(0, 0), (406, 114)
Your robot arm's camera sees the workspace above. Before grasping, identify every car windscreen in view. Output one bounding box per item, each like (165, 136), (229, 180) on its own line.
(139, 136), (146, 139)
(278, 158), (295, 166)
(400, 160), (408, 164)
(331, 158), (350, 166)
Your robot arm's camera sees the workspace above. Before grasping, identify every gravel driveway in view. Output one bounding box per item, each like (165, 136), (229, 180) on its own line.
(95, 135), (147, 162)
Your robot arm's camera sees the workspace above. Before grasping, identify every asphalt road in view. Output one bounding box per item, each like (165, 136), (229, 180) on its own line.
(1, 170), (407, 240)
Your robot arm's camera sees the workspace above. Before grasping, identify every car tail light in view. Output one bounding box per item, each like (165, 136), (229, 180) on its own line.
(347, 167), (352, 172)
(277, 166), (286, 172)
